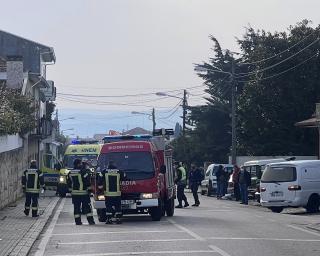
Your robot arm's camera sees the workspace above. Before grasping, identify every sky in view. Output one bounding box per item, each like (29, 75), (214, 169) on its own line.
(1, 0), (320, 137)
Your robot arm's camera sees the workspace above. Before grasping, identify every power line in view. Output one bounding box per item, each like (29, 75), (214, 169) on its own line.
(237, 52), (319, 83)
(235, 38), (320, 78)
(239, 30), (318, 66)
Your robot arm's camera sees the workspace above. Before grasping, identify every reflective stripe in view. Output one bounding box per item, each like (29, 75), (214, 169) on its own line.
(26, 189), (40, 193)
(25, 207), (30, 210)
(86, 212), (93, 217)
(71, 190), (88, 195)
(83, 173), (88, 178)
(32, 207), (38, 210)
(104, 172), (120, 197)
(39, 173), (43, 177)
(74, 214), (81, 218)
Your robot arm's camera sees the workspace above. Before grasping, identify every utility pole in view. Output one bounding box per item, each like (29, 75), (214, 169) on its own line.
(231, 58), (237, 165)
(182, 89), (187, 137)
(152, 108), (156, 132)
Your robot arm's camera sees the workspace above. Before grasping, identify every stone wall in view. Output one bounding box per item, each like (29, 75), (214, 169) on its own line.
(0, 139), (28, 209)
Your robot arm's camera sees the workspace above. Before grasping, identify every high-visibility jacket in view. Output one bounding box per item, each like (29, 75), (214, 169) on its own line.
(67, 169), (91, 196)
(22, 169), (44, 193)
(97, 169), (122, 197)
(176, 166), (187, 185)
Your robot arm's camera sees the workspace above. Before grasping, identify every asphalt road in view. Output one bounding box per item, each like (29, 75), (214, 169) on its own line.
(29, 192), (320, 256)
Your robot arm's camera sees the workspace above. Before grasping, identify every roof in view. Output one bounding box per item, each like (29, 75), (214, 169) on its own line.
(122, 127), (151, 135)
(244, 158), (288, 166)
(0, 30), (56, 73)
(269, 160), (320, 166)
(295, 117), (318, 128)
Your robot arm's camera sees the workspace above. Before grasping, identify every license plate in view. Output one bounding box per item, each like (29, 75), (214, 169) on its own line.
(121, 200), (135, 205)
(271, 191), (283, 197)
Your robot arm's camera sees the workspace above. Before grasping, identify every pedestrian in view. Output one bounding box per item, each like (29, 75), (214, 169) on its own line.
(174, 162), (189, 208)
(232, 165), (241, 201)
(189, 164), (204, 206)
(97, 161), (125, 224)
(22, 160), (45, 217)
(67, 158), (95, 225)
(216, 165), (226, 199)
(237, 166), (251, 205)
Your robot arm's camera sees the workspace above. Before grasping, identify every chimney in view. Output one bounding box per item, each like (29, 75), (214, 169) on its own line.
(6, 56), (23, 89)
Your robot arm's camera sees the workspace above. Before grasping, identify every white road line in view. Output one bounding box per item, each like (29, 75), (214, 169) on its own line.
(287, 224), (320, 237)
(209, 245), (232, 256)
(52, 250), (216, 256)
(207, 237), (320, 242)
(59, 238), (196, 245)
(52, 230), (184, 236)
(34, 198), (65, 256)
(205, 210), (232, 212)
(168, 219), (205, 241)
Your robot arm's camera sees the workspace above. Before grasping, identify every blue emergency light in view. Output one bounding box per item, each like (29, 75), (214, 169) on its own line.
(103, 134), (152, 144)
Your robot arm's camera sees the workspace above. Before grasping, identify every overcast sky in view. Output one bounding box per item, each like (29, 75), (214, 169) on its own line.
(1, 0), (320, 135)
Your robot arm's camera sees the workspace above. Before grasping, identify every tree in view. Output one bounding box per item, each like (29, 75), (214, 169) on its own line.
(0, 85), (36, 136)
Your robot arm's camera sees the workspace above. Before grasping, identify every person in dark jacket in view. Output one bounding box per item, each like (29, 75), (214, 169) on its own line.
(174, 162), (189, 208)
(232, 165), (241, 201)
(237, 166), (251, 205)
(216, 165), (226, 199)
(97, 161), (125, 224)
(189, 164), (204, 206)
(67, 159), (95, 225)
(22, 160), (45, 217)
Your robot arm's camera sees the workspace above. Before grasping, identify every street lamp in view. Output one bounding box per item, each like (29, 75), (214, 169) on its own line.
(195, 63), (237, 165)
(156, 91), (188, 136)
(131, 109), (156, 132)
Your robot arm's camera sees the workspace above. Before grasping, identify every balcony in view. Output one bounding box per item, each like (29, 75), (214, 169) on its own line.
(30, 118), (52, 139)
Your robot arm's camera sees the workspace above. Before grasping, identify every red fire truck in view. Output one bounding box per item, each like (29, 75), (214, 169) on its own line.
(93, 130), (176, 221)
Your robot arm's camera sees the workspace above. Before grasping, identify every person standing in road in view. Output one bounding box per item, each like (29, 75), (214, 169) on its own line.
(237, 166), (251, 205)
(232, 165), (241, 201)
(189, 164), (204, 206)
(22, 160), (45, 217)
(216, 165), (226, 199)
(97, 161), (125, 224)
(174, 162), (189, 208)
(67, 159), (95, 225)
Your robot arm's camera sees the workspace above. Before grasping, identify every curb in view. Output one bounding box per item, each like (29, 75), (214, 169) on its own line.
(7, 197), (60, 256)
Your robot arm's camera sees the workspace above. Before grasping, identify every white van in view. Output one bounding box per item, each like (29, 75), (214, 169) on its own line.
(200, 164), (233, 196)
(243, 158), (294, 201)
(260, 160), (320, 213)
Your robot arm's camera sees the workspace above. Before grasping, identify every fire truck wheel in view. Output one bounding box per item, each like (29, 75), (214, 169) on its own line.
(165, 198), (175, 217)
(150, 199), (163, 221)
(97, 209), (107, 222)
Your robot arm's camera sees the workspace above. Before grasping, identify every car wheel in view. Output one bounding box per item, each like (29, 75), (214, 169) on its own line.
(97, 209), (107, 222)
(305, 194), (320, 213)
(269, 207), (283, 213)
(165, 198), (175, 217)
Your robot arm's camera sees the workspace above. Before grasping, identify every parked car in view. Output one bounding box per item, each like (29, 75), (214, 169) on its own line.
(200, 164), (233, 196)
(243, 158), (295, 201)
(260, 160), (320, 213)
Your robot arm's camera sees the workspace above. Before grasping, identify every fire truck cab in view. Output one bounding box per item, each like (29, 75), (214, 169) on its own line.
(94, 131), (175, 221)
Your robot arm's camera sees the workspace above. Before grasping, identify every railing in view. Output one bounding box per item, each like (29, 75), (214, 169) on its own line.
(30, 118), (52, 138)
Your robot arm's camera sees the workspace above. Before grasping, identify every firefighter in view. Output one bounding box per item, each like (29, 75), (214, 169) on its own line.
(22, 160), (45, 217)
(174, 161), (189, 208)
(67, 158), (95, 225)
(97, 161), (124, 224)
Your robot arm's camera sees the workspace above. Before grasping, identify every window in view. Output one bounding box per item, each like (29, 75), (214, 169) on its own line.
(261, 166), (296, 183)
(63, 154), (98, 168)
(98, 152), (155, 180)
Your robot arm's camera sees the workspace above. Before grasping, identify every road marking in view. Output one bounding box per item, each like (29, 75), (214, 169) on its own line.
(34, 198), (65, 256)
(59, 238), (196, 245)
(207, 237), (320, 242)
(287, 224), (320, 237)
(168, 219), (205, 241)
(205, 210), (232, 212)
(52, 250), (216, 256)
(209, 245), (232, 256)
(52, 230), (184, 236)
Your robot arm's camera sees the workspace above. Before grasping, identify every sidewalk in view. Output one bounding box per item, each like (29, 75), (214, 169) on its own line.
(0, 191), (60, 256)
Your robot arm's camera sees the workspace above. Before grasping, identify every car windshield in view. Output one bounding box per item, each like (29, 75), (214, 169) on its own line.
(63, 155), (98, 168)
(261, 166), (297, 183)
(98, 151), (155, 180)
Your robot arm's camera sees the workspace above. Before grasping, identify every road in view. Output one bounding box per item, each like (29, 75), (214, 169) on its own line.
(29, 193), (320, 256)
